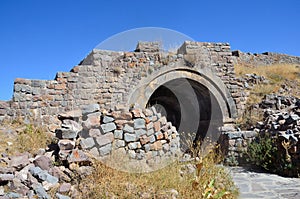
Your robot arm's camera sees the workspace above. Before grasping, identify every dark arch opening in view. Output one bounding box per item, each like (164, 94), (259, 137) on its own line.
(146, 78), (223, 150)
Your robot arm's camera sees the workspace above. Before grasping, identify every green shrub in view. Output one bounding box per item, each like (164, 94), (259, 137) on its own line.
(245, 134), (300, 177)
(245, 133), (278, 171)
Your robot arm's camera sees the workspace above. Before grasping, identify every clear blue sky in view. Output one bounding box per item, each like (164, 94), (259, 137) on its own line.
(0, 0), (299, 100)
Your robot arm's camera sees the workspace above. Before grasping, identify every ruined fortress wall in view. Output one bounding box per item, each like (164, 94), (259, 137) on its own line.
(233, 50), (300, 66)
(0, 41), (248, 130)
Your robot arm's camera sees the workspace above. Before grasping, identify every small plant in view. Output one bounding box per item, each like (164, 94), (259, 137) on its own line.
(245, 133), (278, 171)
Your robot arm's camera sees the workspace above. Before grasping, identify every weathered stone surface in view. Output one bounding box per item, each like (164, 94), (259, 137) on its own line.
(59, 183), (71, 193)
(56, 128), (79, 139)
(0, 174), (14, 182)
(56, 193), (71, 199)
(131, 108), (145, 118)
(140, 135), (150, 145)
(80, 137), (95, 149)
(89, 128), (101, 137)
(32, 184), (51, 199)
(124, 133), (137, 142)
(122, 124), (134, 135)
(96, 132), (114, 147)
(100, 122), (116, 133)
(9, 154), (30, 170)
(67, 149), (90, 164)
(151, 141), (163, 151)
(128, 142), (141, 150)
(134, 118), (146, 129)
(111, 111), (132, 120)
(115, 140), (125, 148)
(34, 156), (52, 171)
(59, 110), (82, 119)
(102, 115), (114, 123)
(114, 130), (123, 139)
(99, 143), (112, 156)
(29, 166), (59, 184)
(82, 104), (100, 115)
(58, 140), (76, 150)
(136, 128), (147, 137)
(153, 121), (161, 132)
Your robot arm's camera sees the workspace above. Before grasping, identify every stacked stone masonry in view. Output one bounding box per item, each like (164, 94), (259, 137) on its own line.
(55, 105), (180, 164)
(0, 41), (252, 129)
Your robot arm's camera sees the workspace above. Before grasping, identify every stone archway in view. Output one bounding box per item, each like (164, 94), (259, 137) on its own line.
(128, 68), (237, 144)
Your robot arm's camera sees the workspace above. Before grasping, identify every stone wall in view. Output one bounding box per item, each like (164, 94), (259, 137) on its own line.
(220, 130), (258, 165)
(232, 50), (300, 67)
(0, 41), (249, 131)
(55, 105), (180, 171)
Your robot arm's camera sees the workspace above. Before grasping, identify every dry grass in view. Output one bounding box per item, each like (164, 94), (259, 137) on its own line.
(235, 63), (300, 81)
(76, 145), (238, 199)
(235, 63), (300, 98)
(235, 63), (300, 128)
(0, 122), (53, 156)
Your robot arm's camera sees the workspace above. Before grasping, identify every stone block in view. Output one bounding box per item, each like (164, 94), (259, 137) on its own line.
(56, 128), (78, 139)
(99, 144), (112, 156)
(29, 166), (59, 184)
(153, 121), (161, 132)
(80, 138), (95, 149)
(128, 142), (141, 150)
(146, 122), (153, 130)
(134, 118), (146, 129)
(89, 128), (101, 137)
(226, 132), (242, 139)
(96, 132), (114, 147)
(140, 135), (150, 145)
(242, 131), (258, 139)
(59, 109), (82, 119)
(9, 154), (30, 170)
(143, 109), (153, 117)
(83, 112), (101, 128)
(147, 128), (154, 136)
(135, 41), (160, 52)
(111, 111), (132, 120)
(136, 128), (147, 137)
(100, 122), (116, 133)
(34, 155), (52, 171)
(151, 141), (163, 151)
(61, 119), (82, 134)
(82, 104), (100, 115)
(115, 119), (129, 129)
(114, 130), (123, 139)
(123, 124), (134, 133)
(128, 150), (136, 159)
(155, 132), (164, 140)
(58, 140), (75, 151)
(149, 135), (156, 143)
(90, 147), (100, 157)
(131, 108), (145, 118)
(0, 174), (14, 182)
(124, 133), (137, 142)
(67, 149), (90, 164)
(144, 144), (151, 152)
(102, 116), (115, 123)
(56, 193), (71, 199)
(115, 140), (125, 148)
(159, 116), (167, 125)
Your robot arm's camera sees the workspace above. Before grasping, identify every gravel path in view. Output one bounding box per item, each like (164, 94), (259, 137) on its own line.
(228, 167), (300, 199)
